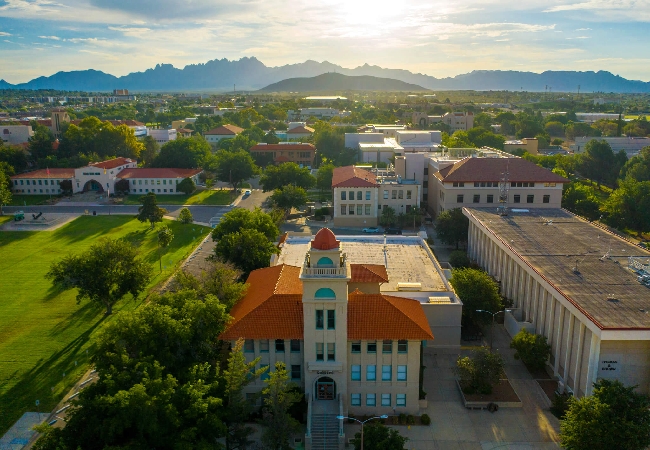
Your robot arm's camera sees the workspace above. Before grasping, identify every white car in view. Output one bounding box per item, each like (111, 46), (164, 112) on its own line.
(243, 190), (252, 197)
(362, 226), (380, 233)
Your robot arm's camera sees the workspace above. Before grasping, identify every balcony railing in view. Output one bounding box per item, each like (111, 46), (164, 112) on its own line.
(302, 266), (348, 277)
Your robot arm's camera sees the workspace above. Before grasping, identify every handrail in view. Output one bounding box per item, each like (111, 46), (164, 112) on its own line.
(306, 392), (312, 438)
(338, 393), (344, 437)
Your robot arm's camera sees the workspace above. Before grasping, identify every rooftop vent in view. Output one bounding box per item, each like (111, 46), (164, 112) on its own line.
(397, 282), (422, 291)
(428, 296), (452, 304)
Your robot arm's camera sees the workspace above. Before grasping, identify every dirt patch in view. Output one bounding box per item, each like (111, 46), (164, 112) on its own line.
(461, 380), (521, 403)
(536, 379), (558, 401)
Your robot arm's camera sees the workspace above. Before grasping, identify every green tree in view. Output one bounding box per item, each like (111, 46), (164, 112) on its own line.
(510, 329), (551, 371)
(172, 260), (247, 310)
(213, 149), (260, 193)
(211, 208), (279, 242)
(545, 121), (565, 137)
(59, 179), (73, 196)
(137, 192), (167, 229)
(178, 207), (193, 224)
(565, 122), (601, 140)
(449, 268), (503, 325)
(316, 163), (335, 192)
(263, 130), (280, 144)
(560, 379), (650, 450)
(113, 178), (131, 195)
(578, 139), (618, 187)
(454, 347), (505, 395)
(473, 112), (493, 129)
(214, 228), (280, 275)
(0, 165), (12, 215)
(433, 208), (469, 249)
(152, 136), (212, 168)
(177, 177), (196, 195)
(28, 124), (55, 161)
(260, 362), (301, 450)
(157, 225), (174, 272)
(269, 185), (309, 213)
(259, 162), (316, 192)
(379, 206), (397, 227)
(351, 422), (408, 450)
(449, 250), (470, 268)
(46, 238), (152, 315)
(140, 135), (160, 166)
(620, 147), (650, 182)
(602, 178), (650, 233)
(562, 182), (601, 220)
(0, 144), (29, 173)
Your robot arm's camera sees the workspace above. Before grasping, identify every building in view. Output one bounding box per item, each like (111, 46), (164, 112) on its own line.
(571, 137), (650, 158)
(332, 166), (420, 228)
(176, 128), (193, 138)
(428, 154), (568, 216)
(286, 123), (315, 140)
(147, 128), (178, 144)
(1, 124), (34, 144)
(117, 168), (202, 194)
(220, 228), (461, 443)
(287, 108), (350, 121)
(304, 96), (347, 102)
(504, 138), (539, 155)
(249, 143), (316, 168)
(171, 118), (197, 130)
(10, 168), (75, 195)
(204, 124), (245, 145)
(465, 207), (650, 397)
(412, 112), (474, 131)
(395, 131), (442, 152)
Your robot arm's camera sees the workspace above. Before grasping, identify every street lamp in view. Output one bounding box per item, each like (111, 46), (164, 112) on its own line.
(476, 309), (512, 352)
(336, 415), (388, 450)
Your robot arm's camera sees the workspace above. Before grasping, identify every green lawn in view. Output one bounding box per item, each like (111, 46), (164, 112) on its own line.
(122, 189), (232, 205)
(8, 195), (54, 206)
(0, 216), (210, 435)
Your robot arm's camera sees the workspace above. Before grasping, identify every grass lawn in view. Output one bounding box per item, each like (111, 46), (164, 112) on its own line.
(122, 189), (232, 205)
(0, 216), (210, 435)
(8, 195), (54, 206)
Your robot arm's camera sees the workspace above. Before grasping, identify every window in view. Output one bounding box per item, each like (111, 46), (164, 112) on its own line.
(392, 190), (397, 199)
(260, 340), (269, 353)
(351, 341), (361, 353)
(382, 340), (392, 353)
(381, 393), (391, 406)
(291, 365), (301, 380)
(327, 343), (335, 361)
(382, 365), (392, 381)
(366, 394), (376, 406)
(365, 191), (371, 200)
(397, 365), (407, 381)
(349, 205), (354, 215)
(407, 190), (412, 199)
(261, 365), (270, 381)
(365, 204), (371, 215)
(275, 339), (285, 352)
(366, 365), (376, 381)
(452, 182), (465, 187)
(357, 204), (363, 215)
(473, 194), (480, 203)
(290, 340), (301, 353)
(487, 194), (494, 203)
(357, 191), (362, 200)
(244, 340), (254, 353)
(316, 310), (324, 329)
(544, 182), (556, 187)
(527, 194), (534, 204)
(349, 191), (354, 200)
(457, 194), (464, 203)
(424, 167), (428, 175)
(396, 394), (406, 407)
(341, 191), (346, 200)
(513, 194), (521, 203)
(163, 179), (167, 185)
(341, 205), (346, 215)
(351, 393), (361, 406)
(398, 190), (403, 199)
(474, 182), (479, 187)
(327, 310), (335, 330)
(316, 343), (324, 361)
(543, 194), (550, 204)
(367, 341), (377, 353)
(351, 365), (361, 381)
(383, 190), (388, 199)
(398, 340), (408, 353)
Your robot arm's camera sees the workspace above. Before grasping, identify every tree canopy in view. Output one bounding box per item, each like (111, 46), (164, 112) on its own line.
(433, 208), (469, 249)
(214, 228), (280, 275)
(171, 260), (247, 311)
(449, 268), (503, 325)
(260, 362), (301, 450)
(351, 422), (408, 450)
(137, 192), (167, 229)
(151, 136), (212, 168)
(211, 208), (279, 242)
(269, 185), (309, 212)
(602, 177), (650, 233)
(259, 162), (315, 192)
(212, 149), (260, 192)
(0, 165), (12, 215)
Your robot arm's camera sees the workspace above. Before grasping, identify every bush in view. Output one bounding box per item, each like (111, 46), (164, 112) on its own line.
(454, 347), (504, 395)
(406, 415), (415, 425)
(420, 414), (431, 425)
(177, 207), (193, 224)
(398, 413), (406, 425)
(177, 177), (196, 195)
(510, 329), (551, 371)
(449, 250), (470, 268)
(550, 392), (572, 419)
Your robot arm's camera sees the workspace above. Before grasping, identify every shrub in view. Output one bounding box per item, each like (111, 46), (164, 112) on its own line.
(398, 413), (406, 425)
(550, 392), (573, 419)
(454, 347), (504, 395)
(510, 329), (551, 371)
(406, 415), (415, 425)
(449, 250), (470, 268)
(177, 177), (196, 195)
(177, 207), (193, 224)
(420, 414), (431, 425)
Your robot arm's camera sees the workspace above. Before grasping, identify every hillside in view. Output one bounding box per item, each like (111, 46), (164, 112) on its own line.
(258, 72), (429, 92)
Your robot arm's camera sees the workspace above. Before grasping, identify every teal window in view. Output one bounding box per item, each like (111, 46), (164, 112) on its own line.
(351, 393), (361, 406)
(367, 341), (377, 353)
(244, 339), (254, 353)
(275, 339), (285, 352)
(397, 365), (407, 381)
(351, 341), (361, 353)
(382, 365), (391, 381)
(383, 340), (392, 353)
(290, 340), (301, 352)
(315, 288), (336, 299)
(381, 393), (391, 406)
(398, 340), (408, 353)
(367, 365), (376, 381)
(317, 257), (334, 267)
(396, 394), (406, 406)
(351, 365), (361, 381)
(260, 339), (269, 353)
(366, 394), (376, 406)
(316, 343), (324, 361)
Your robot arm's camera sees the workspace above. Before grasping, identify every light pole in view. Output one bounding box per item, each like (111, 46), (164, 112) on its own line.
(336, 415), (388, 450)
(476, 309), (511, 352)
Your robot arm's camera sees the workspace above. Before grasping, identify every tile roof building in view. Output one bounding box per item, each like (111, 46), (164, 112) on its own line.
(204, 124), (245, 145)
(249, 143), (316, 168)
(222, 229), (461, 437)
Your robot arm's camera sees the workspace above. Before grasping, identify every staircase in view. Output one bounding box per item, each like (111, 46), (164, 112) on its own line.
(310, 414), (340, 450)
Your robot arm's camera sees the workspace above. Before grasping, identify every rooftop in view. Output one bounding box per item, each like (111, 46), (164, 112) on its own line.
(465, 208), (650, 330)
(204, 124), (245, 135)
(89, 157), (134, 170)
(11, 168), (75, 179)
(332, 165), (378, 188)
(117, 168), (202, 179)
(435, 156), (569, 184)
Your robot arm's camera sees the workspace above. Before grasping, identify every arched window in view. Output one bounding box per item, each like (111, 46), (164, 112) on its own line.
(316, 257), (334, 267)
(315, 288), (336, 299)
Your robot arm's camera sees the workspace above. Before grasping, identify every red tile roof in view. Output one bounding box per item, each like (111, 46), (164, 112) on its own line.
(89, 157), (135, 170)
(250, 143), (316, 152)
(204, 124), (244, 135)
(311, 228), (340, 250)
(350, 264), (389, 283)
(287, 125), (315, 134)
(434, 157), (569, 184)
(117, 168), (202, 179)
(332, 166), (378, 188)
(11, 168), (75, 179)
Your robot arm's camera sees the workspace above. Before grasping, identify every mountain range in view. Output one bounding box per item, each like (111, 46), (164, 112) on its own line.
(1, 57), (649, 93)
(258, 73), (428, 92)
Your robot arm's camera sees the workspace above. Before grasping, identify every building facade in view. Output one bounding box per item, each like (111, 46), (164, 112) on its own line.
(147, 128), (177, 144)
(1, 125), (34, 144)
(204, 124), (245, 144)
(412, 112), (474, 131)
(117, 168), (202, 194)
(249, 143), (316, 168)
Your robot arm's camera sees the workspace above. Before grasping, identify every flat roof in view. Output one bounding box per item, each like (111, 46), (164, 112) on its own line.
(465, 208), (650, 330)
(277, 235), (451, 295)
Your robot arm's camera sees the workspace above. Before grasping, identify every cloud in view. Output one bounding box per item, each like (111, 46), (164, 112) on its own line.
(545, 0), (650, 21)
(107, 26), (151, 37)
(0, 31), (11, 36)
(38, 35), (61, 40)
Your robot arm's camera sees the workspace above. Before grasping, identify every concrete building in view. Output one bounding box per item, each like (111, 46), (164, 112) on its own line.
(117, 168), (202, 194)
(345, 129), (441, 164)
(287, 108), (350, 121)
(204, 124), (245, 145)
(571, 136), (650, 158)
(504, 138), (539, 155)
(147, 128), (177, 144)
(249, 143), (317, 168)
(412, 112), (474, 131)
(1, 124), (34, 144)
(171, 118), (197, 130)
(465, 207), (650, 397)
(10, 168), (75, 195)
(395, 131), (442, 152)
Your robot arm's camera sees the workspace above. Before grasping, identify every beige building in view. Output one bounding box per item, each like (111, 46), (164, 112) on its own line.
(504, 138), (539, 155)
(204, 124), (245, 145)
(412, 112), (474, 131)
(1, 124), (34, 144)
(465, 208), (650, 398)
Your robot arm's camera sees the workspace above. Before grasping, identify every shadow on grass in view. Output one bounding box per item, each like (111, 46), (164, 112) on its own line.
(47, 302), (104, 338)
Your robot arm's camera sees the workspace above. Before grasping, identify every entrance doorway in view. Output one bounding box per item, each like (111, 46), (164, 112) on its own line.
(315, 377), (336, 400)
(82, 180), (104, 193)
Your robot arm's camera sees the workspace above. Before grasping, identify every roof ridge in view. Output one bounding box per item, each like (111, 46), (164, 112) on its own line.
(273, 264), (285, 294)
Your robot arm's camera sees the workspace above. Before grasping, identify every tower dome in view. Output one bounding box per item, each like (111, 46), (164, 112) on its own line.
(311, 228), (340, 250)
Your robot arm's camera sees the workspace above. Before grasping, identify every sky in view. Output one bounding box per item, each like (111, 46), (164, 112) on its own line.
(0, 0), (649, 84)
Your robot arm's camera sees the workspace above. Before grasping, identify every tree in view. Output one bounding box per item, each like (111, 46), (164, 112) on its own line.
(316, 163), (335, 192)
(352, 422), (408, 450)
(434, 208), (469, 249)
(177, 177), (196, 195)
(473, 112), (493, 129)
(560, 379), (650, 450)
(562, 182), (601, 220)
(260, 362), (301, 450)
(269, 185), (309, 213)
(263, 130), (280, 144)
(259, 162), (316, 192)
(151, 136), (212, 168)
(211, 208), (279, 242)
(46, 238), (152, 315)
(620, 146), (650, 182)
(223, 339), (268, 450)
(214, 228), (280, 275)
(545, 121), (565, 137)
(449, 268), (503, 325)
(213, 149), (260, 193)
(59, 179), (73, 196)
(172, 260), (247, 310)
(454, 347), (504, 395)
(510, 329), (551, 371)
(0, 144), (29, 173)
(379, 206), (397, 227)
(137, 192), (167, 229)
(28, 124), (55, 161)
(449, 250), (470, 268)
(113, 178), (131, 195)
(602, 178), (650, 233)
(157, 225), (174, 272)
(178, 207), (193, 224)
(140, 135), (160, 166)
(0, 165), (11, 215)
(565, 122), (601, 140)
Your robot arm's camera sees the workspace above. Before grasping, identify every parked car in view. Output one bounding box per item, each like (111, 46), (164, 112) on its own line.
(385, 227), (402, 235)
(243, 190), (252, 197)
(362, 226), (380, 233)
